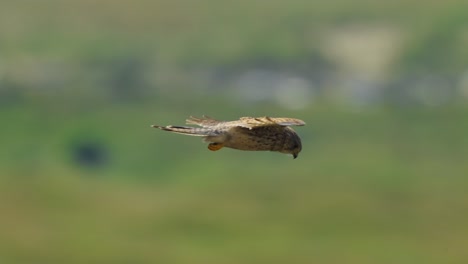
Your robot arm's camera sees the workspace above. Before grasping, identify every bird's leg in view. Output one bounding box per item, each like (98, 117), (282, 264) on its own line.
(208, 143), (224, 151)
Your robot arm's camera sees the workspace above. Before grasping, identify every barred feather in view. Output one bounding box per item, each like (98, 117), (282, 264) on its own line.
(151, 125), (214, 136)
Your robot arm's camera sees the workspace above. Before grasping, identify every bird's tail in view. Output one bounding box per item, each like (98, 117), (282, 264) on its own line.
(151, 125), (214, 136)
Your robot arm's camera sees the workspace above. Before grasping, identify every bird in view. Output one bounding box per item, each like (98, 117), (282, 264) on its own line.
(152, 116), (305, 158)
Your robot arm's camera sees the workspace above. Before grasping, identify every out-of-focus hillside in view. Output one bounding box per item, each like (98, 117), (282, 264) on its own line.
(1, 1), (468, 263)
(1, 0), (467, 106)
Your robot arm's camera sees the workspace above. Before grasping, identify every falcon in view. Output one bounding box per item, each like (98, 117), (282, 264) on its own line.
(152, 116), (305, 158)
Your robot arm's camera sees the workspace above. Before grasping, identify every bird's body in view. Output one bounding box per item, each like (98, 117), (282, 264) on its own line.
(152, 116), (305, 158)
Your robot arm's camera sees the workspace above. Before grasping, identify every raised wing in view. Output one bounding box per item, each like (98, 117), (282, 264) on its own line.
(234, 116), (305, 129)
(186, 115), (222, 127)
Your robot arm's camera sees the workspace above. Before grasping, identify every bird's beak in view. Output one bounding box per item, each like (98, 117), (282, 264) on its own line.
(293, 153), (298, 159)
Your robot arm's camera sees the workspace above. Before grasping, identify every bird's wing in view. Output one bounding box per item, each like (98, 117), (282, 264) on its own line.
(233, 116), (305, 129)
(186, 115), (222, 127)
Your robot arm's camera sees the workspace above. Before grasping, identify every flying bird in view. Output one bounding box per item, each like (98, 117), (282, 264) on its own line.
(152, 116), (305, 158)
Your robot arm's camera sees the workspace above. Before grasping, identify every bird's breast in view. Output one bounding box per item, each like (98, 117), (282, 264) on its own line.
(223, 127), (287, 151)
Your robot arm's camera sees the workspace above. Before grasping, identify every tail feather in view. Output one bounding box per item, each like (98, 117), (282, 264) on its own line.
(151, 125), (214, 136)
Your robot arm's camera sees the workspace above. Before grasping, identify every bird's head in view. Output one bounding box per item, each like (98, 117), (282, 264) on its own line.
(291, 140), (302, 159)
(281, 128), (302, 159)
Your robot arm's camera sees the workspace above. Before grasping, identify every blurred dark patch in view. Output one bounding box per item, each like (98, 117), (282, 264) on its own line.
(0, 79), (23, 106)
(108, 57), (147, 102)
(385, 73), (457, 106)
(72, 141), (108, 168)
(87, 56), (149, 103)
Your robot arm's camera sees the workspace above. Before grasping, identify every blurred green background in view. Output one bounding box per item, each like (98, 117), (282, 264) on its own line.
(1, 0), (468, 263)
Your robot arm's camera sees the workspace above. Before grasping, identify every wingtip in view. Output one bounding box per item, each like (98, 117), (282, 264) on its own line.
(294, 119), (306, 126)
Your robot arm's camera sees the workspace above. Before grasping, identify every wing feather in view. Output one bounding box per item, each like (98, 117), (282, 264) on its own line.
(234, 116), (305, 129)
(186, 115), (222, 127)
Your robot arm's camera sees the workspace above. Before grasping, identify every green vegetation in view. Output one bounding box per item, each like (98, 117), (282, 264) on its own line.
(1, 0), (467, 67)
(1, 0), (468, 263)
(1, 103), (468, 263)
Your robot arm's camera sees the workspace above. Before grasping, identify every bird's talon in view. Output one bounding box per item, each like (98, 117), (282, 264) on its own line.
(208, 143), (223, 151)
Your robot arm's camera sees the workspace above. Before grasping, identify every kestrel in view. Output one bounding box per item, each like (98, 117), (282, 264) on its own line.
(152, 116), (305, 158)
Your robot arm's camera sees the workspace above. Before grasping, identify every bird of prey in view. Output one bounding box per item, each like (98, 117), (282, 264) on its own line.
(152, 116), (305, 158)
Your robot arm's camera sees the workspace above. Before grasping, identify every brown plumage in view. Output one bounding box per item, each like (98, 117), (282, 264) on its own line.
(152, 116), (305, 158)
